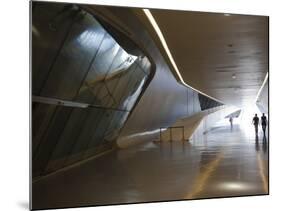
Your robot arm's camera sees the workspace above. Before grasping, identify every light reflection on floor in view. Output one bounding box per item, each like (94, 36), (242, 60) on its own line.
(32, 111), (268, 209)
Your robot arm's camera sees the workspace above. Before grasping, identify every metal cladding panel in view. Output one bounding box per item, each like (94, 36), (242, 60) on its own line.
(95, 7), (205, 144)
(33, 105), (73, 177)
(32, 102), (57, 154)
(32, 2), (152, 177)
(45, 107), (89, 173)
(32, 2), (224, 177)
(32, 3), (78, 95)
(39, 11), (106, 100)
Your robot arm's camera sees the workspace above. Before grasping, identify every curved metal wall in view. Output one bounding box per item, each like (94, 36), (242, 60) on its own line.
(88, 6), (222, 146)
(32, 2), (153, 178)
(31, 2), (224, 178)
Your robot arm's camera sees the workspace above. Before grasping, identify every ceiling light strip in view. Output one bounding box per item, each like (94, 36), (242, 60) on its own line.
(255, 72), (268, 103)
(143, 9), (224, 104)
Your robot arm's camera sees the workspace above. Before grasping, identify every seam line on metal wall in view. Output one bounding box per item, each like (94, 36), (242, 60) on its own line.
(32, 95), (129, 112)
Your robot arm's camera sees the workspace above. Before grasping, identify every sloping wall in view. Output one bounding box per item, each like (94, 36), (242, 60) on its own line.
(32, 2), (153, 178)
(91, 6), (223, 147)
(32, 2), (225, 178)
(256, 78), (268, 114)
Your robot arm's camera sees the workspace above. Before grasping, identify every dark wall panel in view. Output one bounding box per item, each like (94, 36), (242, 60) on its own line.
(45, 108), (89, 173)
(198, 93), (223, 110)
(32, 4), (79, 95)
(40, 12), (106, 100)
(33, 105), (73, 177)
(32, 103), (57, 154)
(32, 2), (153, 178)
(64, 108), (105, 166)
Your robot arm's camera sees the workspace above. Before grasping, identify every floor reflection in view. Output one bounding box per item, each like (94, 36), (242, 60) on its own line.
(32, 123), (268, 209)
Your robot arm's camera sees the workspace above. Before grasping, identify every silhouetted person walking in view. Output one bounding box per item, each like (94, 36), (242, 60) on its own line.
(252, 114), (259, 136)
(229, 117), (233, 130)
(261, 113), (267, 136)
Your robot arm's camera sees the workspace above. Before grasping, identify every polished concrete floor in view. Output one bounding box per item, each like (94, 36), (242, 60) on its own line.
(32, 123), (268, 209)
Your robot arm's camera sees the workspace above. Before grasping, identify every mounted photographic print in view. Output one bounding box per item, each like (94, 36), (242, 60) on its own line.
(31, 0), (269, 210)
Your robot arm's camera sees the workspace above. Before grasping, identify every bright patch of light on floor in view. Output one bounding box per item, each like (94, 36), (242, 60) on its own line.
(219, 182), (253, 191)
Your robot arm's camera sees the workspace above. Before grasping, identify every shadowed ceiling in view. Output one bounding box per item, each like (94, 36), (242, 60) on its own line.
(136, 9), (268, 107)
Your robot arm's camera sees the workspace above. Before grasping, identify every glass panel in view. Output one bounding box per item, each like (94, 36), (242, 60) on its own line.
(75, 34), (119, 104)
(45, 107), (89, 173)
(107, 48), (133, 75)
(40, 12), (106, 100)
(32, 3), (78, 95)
(83, 109), (126, 159)
(104, 76), (121, 107)
(32, 3), (153, 176)
(111, 62), (138, 107)
(32, 105), (73, 177)
(119, 65), (147, 111)
(87, 110), (114, 147)
(137, 56), (152, 74)
(64, 107), (104, 166)
(75, 35), (137, 107)
(103, 111), (129, 142)
(32, 103), (57, 155)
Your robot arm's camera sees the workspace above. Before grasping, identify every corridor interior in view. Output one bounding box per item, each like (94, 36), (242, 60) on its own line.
(32, 108), (268, 210)
(31, 4), (268, 209)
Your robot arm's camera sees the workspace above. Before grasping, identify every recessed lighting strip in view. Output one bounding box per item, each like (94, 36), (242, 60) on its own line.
(255, 72), (268, 103)
(143, 9), (224, 104)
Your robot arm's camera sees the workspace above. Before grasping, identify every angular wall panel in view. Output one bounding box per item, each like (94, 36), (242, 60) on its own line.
(32, 2), (153, 178)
